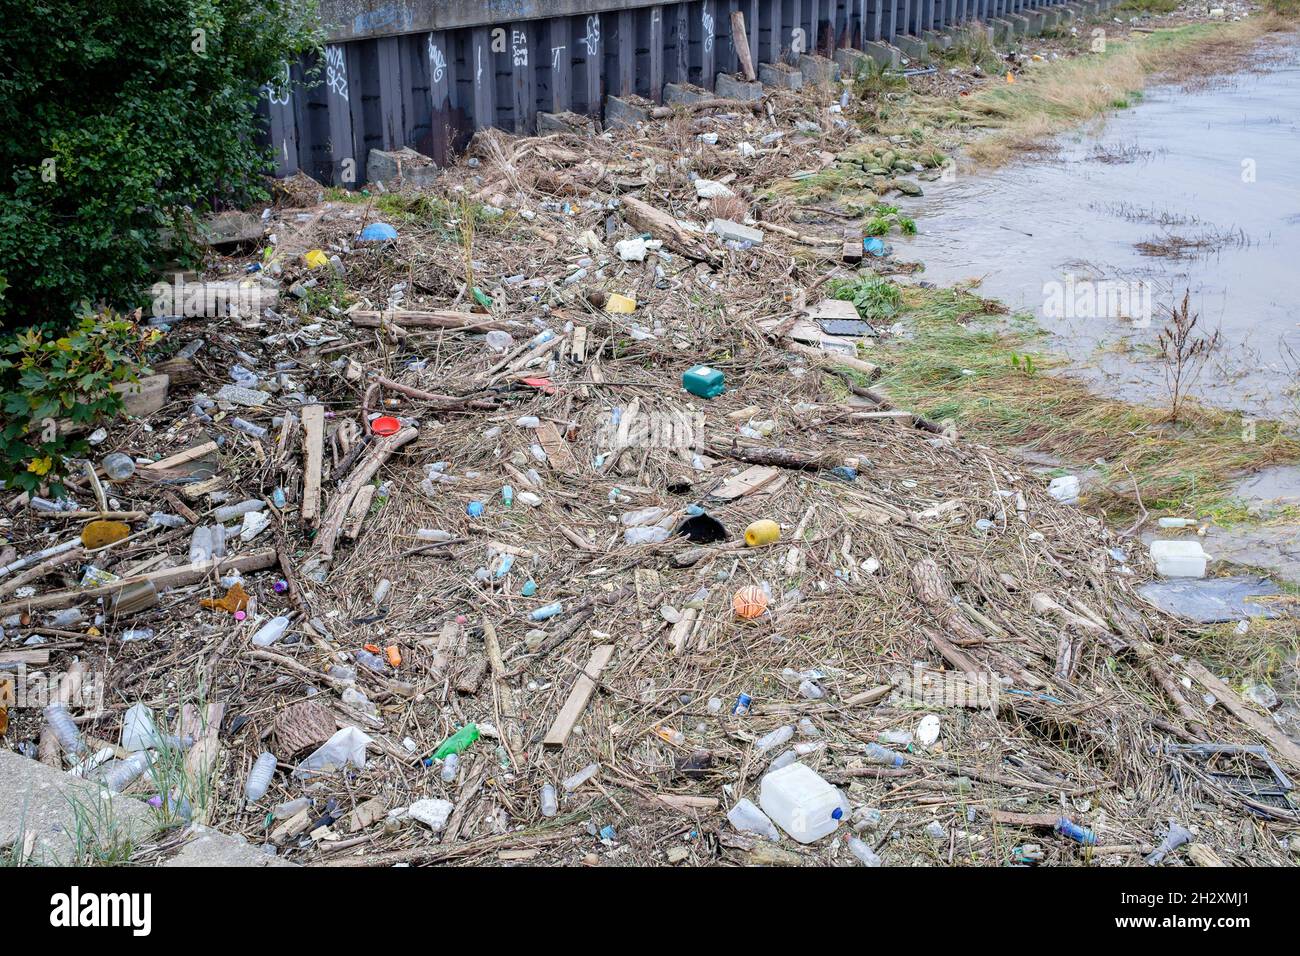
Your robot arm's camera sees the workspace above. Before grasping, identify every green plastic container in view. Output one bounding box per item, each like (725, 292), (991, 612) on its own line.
(683, 364), (725, 399)
(430, 723), (479, 762)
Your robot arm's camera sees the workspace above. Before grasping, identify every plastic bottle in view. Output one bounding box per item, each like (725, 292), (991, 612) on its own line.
(562, 763), (599, 792)
(485, 330), (514, 352)
(355, 649), (390, 673)
(44, 703), (85, 755)
(863, 743), (907, 767)
(245, 752), (278, 802)
(530, 602), (563, 622)
(727, 798), (780, 841)
(102, 752), (151, 793)
(440, 752), (459, 783)
(251, 615), (291, 647)
(189, 527), (218, 569)
(430, 723), (480, 762)
(847, 836), (882, 866)
(213, 499), (265, 523)
(755, 725), (795, 753)
(121, 703), (159, 752)
(372, 579), (391, 606)
(231, 418), (267, 439)
(102, 452), (136, 481)
(798, 679), (825, 700)
(416, 528), (453, 542)
(121, 627), (156, 642)
(540, 783), (558, 817)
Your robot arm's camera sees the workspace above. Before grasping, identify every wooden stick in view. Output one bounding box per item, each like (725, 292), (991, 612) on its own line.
(730, 11), (757, 81)
(350, 309), (509, 333)
(0, 549), (278, 615)
(317, 427), (418, 561)
(144, 441), (219, 471)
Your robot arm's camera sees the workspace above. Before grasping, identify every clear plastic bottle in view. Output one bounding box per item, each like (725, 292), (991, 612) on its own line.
(863, 743), (907, 767)
(213, 499), (264, 523)
(102, 752), (151, 793)
(562, 763), (599, 792)
(102, 452), (136, 481)
(755, 725), (795, 753)
(847, 836), (882, 867)
(355, 649), (390, 673)
(231, 418), (267, 439)
(540, 783), (558, 817)
(250, 615), (291, 647)
(624, 526), (670, 546)
(372, 579), (391, 606)
(416, 528), (453, 542)
(440, 752), (459, 783)
(727, 798), (780, 841)
(245, 752), (278, 801)
(44, 702), (85, 755)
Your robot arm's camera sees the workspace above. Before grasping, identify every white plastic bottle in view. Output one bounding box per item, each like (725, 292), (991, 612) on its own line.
(759, 762), (845, 844)
(847, 836), (882, 866)
(727, 798), (780, 841)
(251, 615), (291, 647)
(245, 752), (278, 802)
(755, 725), (794, 753)
(440, 752), (459, 783)
(102, 752), (151, 793)
(540, 783), (558, 817)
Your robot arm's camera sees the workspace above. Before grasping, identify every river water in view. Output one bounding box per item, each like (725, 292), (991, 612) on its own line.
(897, 32), (1300, 426)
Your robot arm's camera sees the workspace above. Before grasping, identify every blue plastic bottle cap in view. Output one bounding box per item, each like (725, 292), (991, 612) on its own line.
(832, 808), (843, 820)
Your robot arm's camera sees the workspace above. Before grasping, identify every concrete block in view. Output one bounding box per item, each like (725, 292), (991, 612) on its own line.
(604, 94), (651, 128)
(1041, 10), (1063, 29)
(708, 218), (764, 245)
(990, 18), (1015, 42)
(895, 35), (931, 63)
(664, 82), (711, 104)
(1005, 13), (1030, 34)
(758, 62), (803, 89)
(833, 47), (869, 77)
(1022, 10), (1045, 35)
(199, 211), (264, 247)
(365, 147), (438, 189)
(115, 373), (170, 418)
(923, 30), (954, 51)
(864, 42), (902, 70)
(715, 73), (764, 102)
(797, 53), (841, 86)
(537, 111), (596, 135)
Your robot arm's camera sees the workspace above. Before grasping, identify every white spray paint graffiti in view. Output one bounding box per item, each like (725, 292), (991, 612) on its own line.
(702, 8), (715, 53)
(512, 29), (528, 67)
(428, 36), (446, 84)
(325, 45), (348, 101)
(266, 61), (291, 106)
(582, 15), (601, 56)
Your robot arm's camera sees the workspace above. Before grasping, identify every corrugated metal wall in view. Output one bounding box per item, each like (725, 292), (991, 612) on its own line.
(262, 0), (1096, 186)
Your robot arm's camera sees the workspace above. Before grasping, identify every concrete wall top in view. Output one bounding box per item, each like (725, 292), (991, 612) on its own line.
(321, 0), (670, 41)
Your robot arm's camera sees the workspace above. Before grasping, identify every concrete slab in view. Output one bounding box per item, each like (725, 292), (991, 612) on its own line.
(715, 73), (764, 102)
(833, 47), (870, 78)
(863, 42), (902, 70)
(365, 147), (439, 189)
(797, 53), (841, 86)
(604, 94), (651, 128)
(895, 35), (931, 64)
(537, 111), (596, 135)
(922, 30), (954, 51)
(1005, 13), (1030, 34)
(990, 18), (1015, 43)
(758, 62), (803, 90)
(0, 748), (158, 865)
(162, 825), (296, 867)
(664, 82), (711, 104)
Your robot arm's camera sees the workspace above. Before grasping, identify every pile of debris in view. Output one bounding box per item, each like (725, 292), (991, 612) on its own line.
(2, 76), (1296, 867)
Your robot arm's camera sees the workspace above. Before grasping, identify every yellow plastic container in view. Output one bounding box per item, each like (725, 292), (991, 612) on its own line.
(606, 293), (637, 313)
(303, 248), (329, 269)
(744, 519), (781, 548)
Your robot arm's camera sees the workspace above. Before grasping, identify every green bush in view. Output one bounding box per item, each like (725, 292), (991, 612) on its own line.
(0, 0), (320, 487)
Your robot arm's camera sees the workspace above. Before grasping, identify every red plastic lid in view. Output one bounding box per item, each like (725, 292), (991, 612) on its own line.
(371, 415), (401, 436)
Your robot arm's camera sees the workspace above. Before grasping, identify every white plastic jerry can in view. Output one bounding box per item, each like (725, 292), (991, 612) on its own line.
(759, 762), (846, 844)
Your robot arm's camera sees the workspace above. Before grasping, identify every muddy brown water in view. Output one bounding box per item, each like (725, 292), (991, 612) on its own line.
(897, 34), (1300, 427)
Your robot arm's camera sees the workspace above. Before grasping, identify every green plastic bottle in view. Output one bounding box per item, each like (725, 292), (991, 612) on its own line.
(429, 723), (479, 763)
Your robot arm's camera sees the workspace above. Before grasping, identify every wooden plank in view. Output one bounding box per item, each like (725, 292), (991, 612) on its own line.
(301, 404), (325, 523)
(1186, 660), (1300, 770)
(543, 645), (615, 747)
(535, 421), (579, 475)
(342, 483), (375, 540)
(711, 464), (781, 501)
(144, 441), (218, 471)
(730, 11), (757, 80)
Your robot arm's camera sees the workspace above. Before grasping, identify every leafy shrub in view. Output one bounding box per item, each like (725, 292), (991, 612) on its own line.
(0, 311), (156, 494)
(0, 0), (320, 486)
